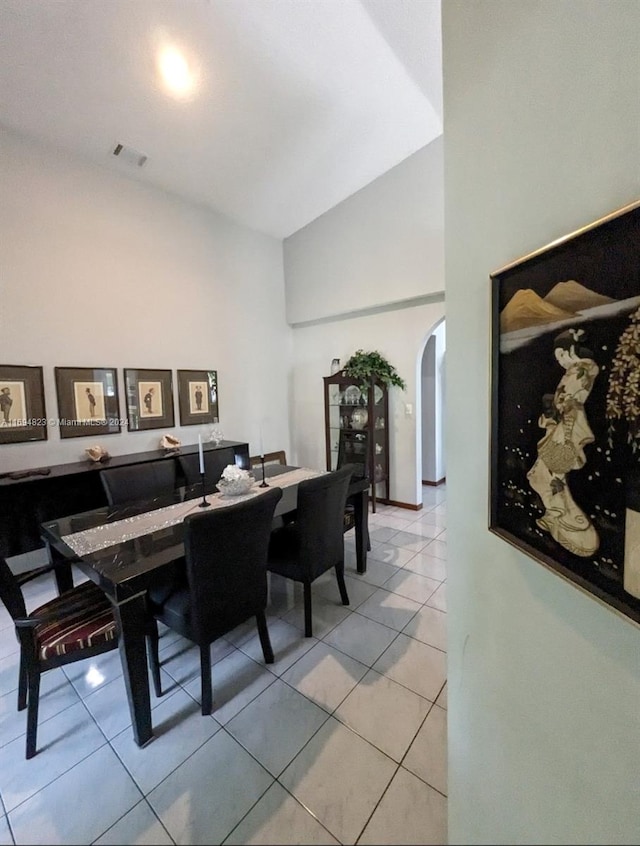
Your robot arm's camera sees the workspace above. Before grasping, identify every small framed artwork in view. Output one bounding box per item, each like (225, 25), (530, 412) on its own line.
(177, 369), (219, 426)
(490, 198), (640, 626)
(54, 367), (121, 439)
(0, 364), (47, 444)
(124, 368), (174, 432)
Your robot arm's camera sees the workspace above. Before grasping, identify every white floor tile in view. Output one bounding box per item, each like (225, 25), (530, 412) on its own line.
(345, 556), (400, 588)
(182, 648), (277, 725)
(0, 815), (11, 846)
(403, 604), (447, 652)
(83, 668), (174, 740)
(400, 520), (442, 540)
(366, 543), (417, 569)
(226, 679), (328, 776)
(323, 613), (398, 667)
(403, 704), (448, 795)
(403, 550), (447, 581)
(436, 682), (448, 710)
(61, 650), (124, 697)
(159, 638), (235, 687)
(0, 669), (80, 750)
(314, 573), (377, 610)
(334, 669), (431, 762)
(368, 526), (400, 544)
(427, 582), (447, 612)
(358, 766), (447, 845)
(282, 596), (351, 639)
(224, 781), (339, 845)
(384, 569), (440, 605)
(373, 633), (446, 702)
(111, 689), (221, 794)
(281, 641), (368, 713)
(0, 653), (20, 699)
(94, 799), (173, 845)
(9, 745), (141, 845)
(385, 530), (430, 554)
(279, 717), (396, 845)
(423, 538), (447, 561)
(355, 589), (422, 632)
(148, 730), (273, 845)
(239, 619), (317, 676)
(0, 700), (107, 812)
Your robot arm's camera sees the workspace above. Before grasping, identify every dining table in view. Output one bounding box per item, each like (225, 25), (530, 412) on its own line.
(41, 464), (369, 748)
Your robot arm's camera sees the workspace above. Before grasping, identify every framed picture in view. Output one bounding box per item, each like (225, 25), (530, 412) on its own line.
(124, 368), (174, 432)
(0, 364), (47, 444)
(177, 369), (219, 426)
(55, 367), (121, 439)
(490, 198), (640, 626)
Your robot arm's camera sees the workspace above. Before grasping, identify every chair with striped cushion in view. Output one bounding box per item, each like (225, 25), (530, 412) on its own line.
(0, 557), (119, 758)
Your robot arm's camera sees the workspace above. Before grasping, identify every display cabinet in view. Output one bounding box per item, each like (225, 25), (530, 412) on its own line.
(323, 371), (389, 511)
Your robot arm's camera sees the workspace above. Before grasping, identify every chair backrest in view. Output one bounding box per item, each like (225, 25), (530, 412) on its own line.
(295, 465), (354, 580)
(100, 460), (177, 507)
(249, 450), (287, 469)
(0, 557), (27, 622)
(337, 431), (368, 479)
(183, 487), (283, 642)
(178, 447), (236, 488)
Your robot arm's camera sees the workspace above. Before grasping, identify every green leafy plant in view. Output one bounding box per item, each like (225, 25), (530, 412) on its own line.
(606, 305), (640, 453)
(343, 349), (406, 390)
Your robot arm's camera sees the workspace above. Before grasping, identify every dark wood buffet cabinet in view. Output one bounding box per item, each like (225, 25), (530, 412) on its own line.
(0, 440), (250, 559)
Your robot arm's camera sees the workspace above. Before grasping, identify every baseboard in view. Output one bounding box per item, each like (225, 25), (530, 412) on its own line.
(377, 499), (423, 511)
(422, 477), (446, 487)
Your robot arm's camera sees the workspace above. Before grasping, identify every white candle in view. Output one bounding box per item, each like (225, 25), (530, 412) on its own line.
(198, 434), (205, 474)
(259, 424), (264, 457)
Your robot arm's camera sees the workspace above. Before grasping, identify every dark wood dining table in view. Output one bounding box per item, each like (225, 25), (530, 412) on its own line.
(41, 464), (369, 748)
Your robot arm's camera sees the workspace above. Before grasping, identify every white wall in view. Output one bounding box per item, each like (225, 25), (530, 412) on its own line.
(443, 2), (640, 843)
(284, 138), (444, 324)
(0, 129), (292, 473)
(285, 138), (445, 506)
(421, 320), (445, 483)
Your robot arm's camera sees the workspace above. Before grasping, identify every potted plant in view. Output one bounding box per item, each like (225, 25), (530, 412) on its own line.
(342, 349), (407, 391)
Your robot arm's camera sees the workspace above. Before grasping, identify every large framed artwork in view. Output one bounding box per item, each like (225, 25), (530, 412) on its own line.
(490, 199), (640, 626)
(0, 364), (47, 444)
(55, 367), (121, 439)
(177, 369), (219, 426)
(124, 368), (174, 432)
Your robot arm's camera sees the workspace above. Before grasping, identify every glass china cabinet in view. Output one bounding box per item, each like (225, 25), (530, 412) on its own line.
(323, 371), (389, 511)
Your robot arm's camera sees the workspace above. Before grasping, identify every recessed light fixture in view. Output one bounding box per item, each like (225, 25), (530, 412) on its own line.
(157, 45), (196, 99)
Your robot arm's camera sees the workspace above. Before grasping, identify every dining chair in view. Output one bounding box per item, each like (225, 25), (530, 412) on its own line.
(249, 450), (287, 469)
(147, 487), (283, 715)
(100, 459), (177, 507)
(178, 447), (236, 490)
(0, 557), (119, 759)
(267, 465), (354, 637)
(336, 438), (371, 548)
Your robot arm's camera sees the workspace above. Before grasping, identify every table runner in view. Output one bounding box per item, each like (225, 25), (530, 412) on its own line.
(61, 467), (322, 557)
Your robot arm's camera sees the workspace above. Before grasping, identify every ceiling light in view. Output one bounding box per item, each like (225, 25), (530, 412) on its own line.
(157, 46), (196, 99)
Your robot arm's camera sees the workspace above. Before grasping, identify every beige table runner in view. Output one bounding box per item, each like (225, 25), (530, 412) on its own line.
(62, 467), (322, 557)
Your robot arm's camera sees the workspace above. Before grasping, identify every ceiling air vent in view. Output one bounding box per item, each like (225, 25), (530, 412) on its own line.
(112, 143), (148, 168)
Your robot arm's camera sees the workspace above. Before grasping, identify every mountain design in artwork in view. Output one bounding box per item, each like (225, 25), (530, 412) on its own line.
(499, 289), (574, 333)
(543, 280), (616, 312)
(500, 280), (618, 334)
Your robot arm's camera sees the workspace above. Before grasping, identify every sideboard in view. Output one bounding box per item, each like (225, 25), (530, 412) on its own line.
(0, 440), (250, 559)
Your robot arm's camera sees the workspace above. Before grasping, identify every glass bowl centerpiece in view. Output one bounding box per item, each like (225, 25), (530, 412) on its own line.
(216, 464), (255, 497)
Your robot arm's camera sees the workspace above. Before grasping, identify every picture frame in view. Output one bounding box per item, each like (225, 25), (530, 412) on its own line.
(490, 199), (640, 626)
(124, 368), (174, 432)
(0, 364), (47, 444)
(54, 367), (121, 439)
(177, 369), (219, 426)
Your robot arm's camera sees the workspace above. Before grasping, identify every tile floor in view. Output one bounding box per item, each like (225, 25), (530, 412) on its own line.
(0, 485), (447, 845)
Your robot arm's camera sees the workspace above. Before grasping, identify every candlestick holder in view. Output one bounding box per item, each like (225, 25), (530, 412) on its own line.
(259, 455), (269, 488)
(198, 471), (211, 507)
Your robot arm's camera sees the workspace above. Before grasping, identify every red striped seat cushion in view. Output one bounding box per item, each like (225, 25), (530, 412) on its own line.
(33, 581), (118, 661)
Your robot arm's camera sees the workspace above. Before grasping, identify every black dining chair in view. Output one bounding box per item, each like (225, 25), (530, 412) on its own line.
(147, 487), (283, 715)
(178, 447), (236, 491)
(267, 465), (354, 638)
(0, 557), (119, 759)
(100, 460), (177, 507)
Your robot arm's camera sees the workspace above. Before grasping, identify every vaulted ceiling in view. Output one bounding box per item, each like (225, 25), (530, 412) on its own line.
(0, 0), (442, 238)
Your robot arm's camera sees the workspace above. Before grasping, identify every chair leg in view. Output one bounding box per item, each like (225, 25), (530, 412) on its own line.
(303, 582), (313, 638)
(335, 562), (350, 606)
(25, 668), (41, 759)
(18, 653), (28, 711)
(200, 645), (212, 716)
(256, 611), (274, 664)
(146, 621), (163, 698)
